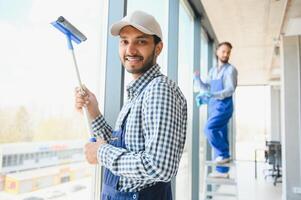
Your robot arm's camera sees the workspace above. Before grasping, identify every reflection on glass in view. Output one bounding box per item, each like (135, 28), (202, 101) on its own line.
(176, 2), (194, 200)
(200, 29), (209, 77)
(199, 28), (209, 197)
(0, 0), (104, 199)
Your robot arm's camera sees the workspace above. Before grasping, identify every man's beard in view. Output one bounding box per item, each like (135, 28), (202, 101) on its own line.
(219, 57), (229, 64)
(123, 48), (156, 74)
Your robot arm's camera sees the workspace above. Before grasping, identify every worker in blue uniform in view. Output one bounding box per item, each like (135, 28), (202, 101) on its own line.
(75, 11), (187, 199)
(194, 42), (238, 178)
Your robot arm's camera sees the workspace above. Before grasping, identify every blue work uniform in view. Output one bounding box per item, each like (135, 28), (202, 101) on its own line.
(204, 63), (236, 173)
(101, 111), (172, 200)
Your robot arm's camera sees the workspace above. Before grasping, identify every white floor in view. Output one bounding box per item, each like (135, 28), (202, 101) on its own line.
(176, 152), (282, 200)
(214, 161), (282, 200)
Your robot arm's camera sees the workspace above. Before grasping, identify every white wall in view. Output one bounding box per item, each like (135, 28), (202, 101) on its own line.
(281, 35), (301, 200)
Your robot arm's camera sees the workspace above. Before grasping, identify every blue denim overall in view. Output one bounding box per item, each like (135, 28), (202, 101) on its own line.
(205, 68), (233, 173)
(101, 77), (172, 200)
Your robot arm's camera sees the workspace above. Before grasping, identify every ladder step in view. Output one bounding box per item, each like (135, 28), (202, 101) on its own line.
(206, 177), (237, 185)
(205, 191), (237, 197)
(205, 161), (236, 167)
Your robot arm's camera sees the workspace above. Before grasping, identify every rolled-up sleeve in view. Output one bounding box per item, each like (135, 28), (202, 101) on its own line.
(91, 115), (112, 142)
(97, 82), (187, 181)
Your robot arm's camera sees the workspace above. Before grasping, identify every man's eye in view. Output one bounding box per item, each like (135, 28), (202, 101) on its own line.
(137, 40), (146, 44)
(120, 40), (128, 45)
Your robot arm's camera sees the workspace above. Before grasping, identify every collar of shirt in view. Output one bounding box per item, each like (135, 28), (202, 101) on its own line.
(126, 64), (161, 100)
(216, 62), (229, 70)
(211, 63), (230, 79)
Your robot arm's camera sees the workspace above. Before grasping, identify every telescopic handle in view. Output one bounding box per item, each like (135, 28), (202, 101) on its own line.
(68, 37), (95, 141)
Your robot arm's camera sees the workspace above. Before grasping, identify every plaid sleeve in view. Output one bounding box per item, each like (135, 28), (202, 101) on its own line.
(98, 82), (187, 181)
(91, 114), (112, 142)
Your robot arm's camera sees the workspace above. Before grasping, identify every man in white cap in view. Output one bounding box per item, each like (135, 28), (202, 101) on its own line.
(75, 10), (187, 200)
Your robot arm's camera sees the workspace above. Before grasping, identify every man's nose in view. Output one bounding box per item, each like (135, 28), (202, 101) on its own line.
(126, 42), (138, 55)
(223, 53), (229, 57)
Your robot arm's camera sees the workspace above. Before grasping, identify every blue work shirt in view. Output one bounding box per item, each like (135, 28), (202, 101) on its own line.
(195, 63), (238, 100)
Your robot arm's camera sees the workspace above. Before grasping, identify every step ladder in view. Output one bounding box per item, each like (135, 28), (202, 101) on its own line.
(202, 161), (238, 199)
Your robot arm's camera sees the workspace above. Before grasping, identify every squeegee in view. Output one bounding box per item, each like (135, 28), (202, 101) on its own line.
(51, 17), (101, 200)
(51, 16), (96, 143)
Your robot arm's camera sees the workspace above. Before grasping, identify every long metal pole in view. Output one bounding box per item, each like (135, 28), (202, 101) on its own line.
(70, 49), (93, 135)
(69, 46), (99, 200)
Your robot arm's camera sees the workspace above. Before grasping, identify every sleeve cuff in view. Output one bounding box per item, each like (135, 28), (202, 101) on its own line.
(97, 143), (113, 168)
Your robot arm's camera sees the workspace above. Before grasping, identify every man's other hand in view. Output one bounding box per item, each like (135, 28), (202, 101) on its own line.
(84, 139), (107, 165)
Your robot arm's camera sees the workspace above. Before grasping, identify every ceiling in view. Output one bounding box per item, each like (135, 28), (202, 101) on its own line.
(282, 0), (301, 34)
(200, 0), (300, 85)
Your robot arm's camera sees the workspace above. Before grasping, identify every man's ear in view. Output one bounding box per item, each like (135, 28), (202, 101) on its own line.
(155, 41), (163, 56)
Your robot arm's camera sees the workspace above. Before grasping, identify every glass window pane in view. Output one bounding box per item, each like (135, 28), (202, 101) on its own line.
(199, 29), (209, 197)
(176, 2), (194, 200)
(200, 29), (209, 76)
(0, 0), (105, 199)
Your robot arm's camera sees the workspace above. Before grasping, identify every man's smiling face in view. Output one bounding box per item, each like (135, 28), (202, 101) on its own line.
(118, 26), (162, 79)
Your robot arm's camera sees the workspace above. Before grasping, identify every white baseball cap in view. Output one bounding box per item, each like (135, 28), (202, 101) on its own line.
(110, 10), (163, 40)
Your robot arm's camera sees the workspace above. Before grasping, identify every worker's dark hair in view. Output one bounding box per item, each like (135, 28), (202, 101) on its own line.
(153, 35), (162, 45)
(217, 41), (232, 49)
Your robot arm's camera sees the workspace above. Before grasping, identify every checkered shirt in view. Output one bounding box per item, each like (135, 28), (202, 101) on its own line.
(91, 64), (187, 192)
